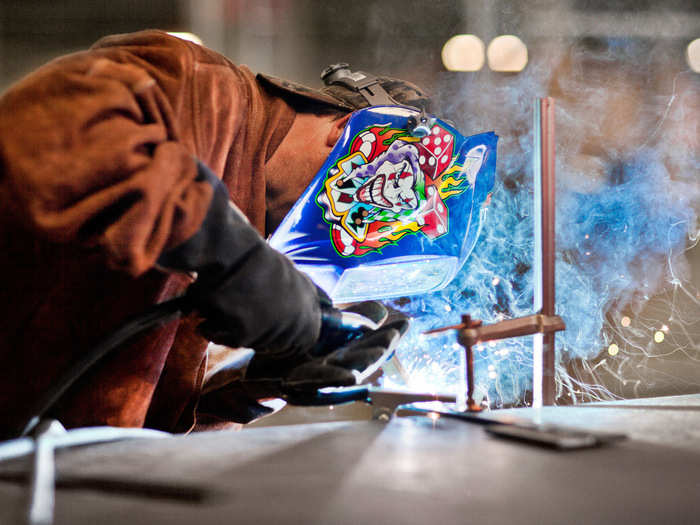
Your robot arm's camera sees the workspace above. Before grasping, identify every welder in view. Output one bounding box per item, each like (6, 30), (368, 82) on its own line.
(0, 30), (431, 437)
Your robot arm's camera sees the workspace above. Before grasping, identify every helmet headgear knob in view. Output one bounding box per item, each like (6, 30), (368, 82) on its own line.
(407, 109), (435, 138)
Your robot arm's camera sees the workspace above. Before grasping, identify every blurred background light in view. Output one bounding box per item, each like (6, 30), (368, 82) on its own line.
(687, 38), (700, 72)
(441, 34), (485, 71)
(487, 35), (528, 72)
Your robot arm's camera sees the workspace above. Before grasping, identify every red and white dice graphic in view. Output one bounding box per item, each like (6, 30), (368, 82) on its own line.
(416, 125), (455, 179)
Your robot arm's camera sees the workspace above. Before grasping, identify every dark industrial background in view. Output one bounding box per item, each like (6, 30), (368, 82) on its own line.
(1, 1), (698, 89)
(0, 0), (698, 403)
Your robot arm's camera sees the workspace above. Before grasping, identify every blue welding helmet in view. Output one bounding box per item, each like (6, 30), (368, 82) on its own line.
(267, 65), (498, 303)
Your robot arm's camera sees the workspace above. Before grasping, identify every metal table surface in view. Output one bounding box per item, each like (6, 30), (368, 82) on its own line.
(1, 395), (700, 524)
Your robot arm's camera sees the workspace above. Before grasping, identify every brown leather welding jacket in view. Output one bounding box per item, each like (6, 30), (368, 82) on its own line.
(0, 30), (297, 436)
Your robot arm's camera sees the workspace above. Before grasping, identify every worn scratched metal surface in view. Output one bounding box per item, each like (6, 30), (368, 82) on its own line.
(498, 393), (700, 453)
(1, 395), (700, 524)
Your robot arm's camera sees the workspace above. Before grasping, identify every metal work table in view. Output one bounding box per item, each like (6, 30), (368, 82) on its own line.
(1, 394), (699, 524)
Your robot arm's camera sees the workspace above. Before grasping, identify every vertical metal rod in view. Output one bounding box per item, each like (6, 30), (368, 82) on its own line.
(461, 315), (474, 411)
(533, 98), (557, 406)
(540, 98), (556, 405)
(539, 101), (556, 320)
(461, 315), (481, 412)
(466, 345), (475, 407)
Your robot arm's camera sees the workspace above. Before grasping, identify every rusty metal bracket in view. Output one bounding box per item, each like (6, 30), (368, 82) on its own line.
(425, 313), (565, 411)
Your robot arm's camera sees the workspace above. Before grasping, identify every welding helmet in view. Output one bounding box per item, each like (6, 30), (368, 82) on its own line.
(267, 64), (498, 303)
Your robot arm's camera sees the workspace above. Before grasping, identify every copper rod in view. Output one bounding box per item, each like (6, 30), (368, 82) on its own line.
(459, 315), (482, 412)
(539, 97), (556, 405)
(457, 314), (565, 347)
(540, 98), (556, 318)
(423, 323), (467, 335)
(466, 344), (476, 410)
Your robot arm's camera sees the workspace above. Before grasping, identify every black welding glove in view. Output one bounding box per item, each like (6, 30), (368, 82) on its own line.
(243, 302), (410, 401)
(198, 302), (409, 420)
(158, 160), (323, 360)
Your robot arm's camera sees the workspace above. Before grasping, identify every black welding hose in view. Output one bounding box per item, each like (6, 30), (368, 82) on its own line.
(18, 295), (192, 438)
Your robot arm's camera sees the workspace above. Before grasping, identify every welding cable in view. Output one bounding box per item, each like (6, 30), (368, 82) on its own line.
(18, 295), (191, 438)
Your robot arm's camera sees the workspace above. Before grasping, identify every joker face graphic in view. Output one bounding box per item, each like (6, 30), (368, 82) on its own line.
(355, 158), (419, 211)
(329, 140), (424, 218)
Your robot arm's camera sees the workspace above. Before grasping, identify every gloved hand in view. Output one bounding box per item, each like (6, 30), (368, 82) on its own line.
(197, 301), (409, 422)
(158, 160), (323, 361)
(242, 301), (410, 403)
